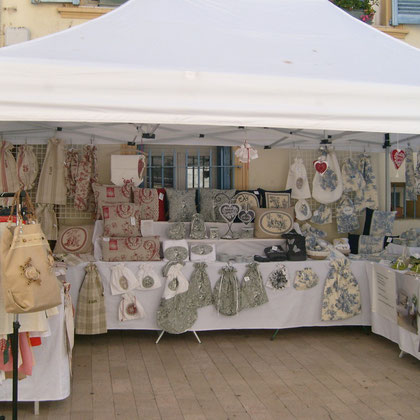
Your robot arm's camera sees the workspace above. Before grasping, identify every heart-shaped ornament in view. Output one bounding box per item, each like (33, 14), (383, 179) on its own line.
(238, 208), (255, 225)
(219, 203), (240, 223)
(313, 159), (328, 175)
(391, 149), (406, 170)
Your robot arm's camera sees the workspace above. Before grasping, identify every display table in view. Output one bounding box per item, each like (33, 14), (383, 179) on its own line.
(0, 292), (70, 402)
(368, 262), (420, 361)
(386, 243), (420, 256)
(67, 259), (371, 331)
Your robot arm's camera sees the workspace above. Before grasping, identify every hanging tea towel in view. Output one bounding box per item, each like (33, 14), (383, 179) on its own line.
(75, 263), (107, 335)
(157, 262), (197, 334)
(213, 265), (240, 316)
(17, 145), (39, 191)
(321, 258), (361, 321)
(239, 263), (268, 310)
(189, 262), (213, 308)
(286, 157), (311, 199)
(136, 264), (162, 290)
(119, 293), (146, 322)
(110, 263), (139, 295)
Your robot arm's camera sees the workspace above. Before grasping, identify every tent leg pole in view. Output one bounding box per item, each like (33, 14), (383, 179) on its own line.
(384, 134), (391, 211)
(270, 329), (280, 341)
(156, 330), (165, 344)
(192, 331), (201, 344)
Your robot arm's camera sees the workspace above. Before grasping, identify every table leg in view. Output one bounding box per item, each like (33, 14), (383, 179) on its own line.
(34, 401), (39, 415)
(270, 329), (280, 341)
(155, 331), (165, 344)
(192, 331), (202, 344)
(399, 350), (406, 359)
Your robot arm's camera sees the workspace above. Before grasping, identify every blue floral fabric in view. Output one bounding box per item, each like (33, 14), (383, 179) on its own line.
(341, 157), (365, 213)
(370, 210), (396, 236)
(321, 258), (361, 321)
(405, 147), (416, 201)
(358, 235), (384, 254)
(294, 268), (319, 291)
(320, 168), (338, 192)
(311, 204), (332, 225)
(358, 154), (378, 210)
(336, 195), (359, 233)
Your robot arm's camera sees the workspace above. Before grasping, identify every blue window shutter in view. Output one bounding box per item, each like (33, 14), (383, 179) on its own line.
(98, 0), (128, 6)
(217, 147), (232, 189)
(31, 0), (80, 4)
(392, 0), (420, 25)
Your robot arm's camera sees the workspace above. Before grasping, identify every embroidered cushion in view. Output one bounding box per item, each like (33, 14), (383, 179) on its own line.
(348, 234), (386, 254)
(54, 224), (94, 254)
(102, 203), (142, 237)
(166, 189), (197, 222)
(132, 187), (167, 221)
(92, 183), (132, 220)
(101, 236), (161, 262)
(254, 207), (295, 239)
(234, 190), (261, 209)
(258, 188), (292, 209)
(363, 208), (396, 236)
(198, 189), (236, 222)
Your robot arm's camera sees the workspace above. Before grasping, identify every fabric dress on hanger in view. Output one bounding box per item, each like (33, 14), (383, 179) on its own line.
(358, 153), (378, 210)
(74, 145), (98, 211)
(405, 147), (416, 201)
(17, 145), (39, 191)
(36, 137), (67, 205)
(65, 148), (79, 199)
(189, 262), (213, 308)
(239, 263), (268, 310)
(0, 140), (19, 206)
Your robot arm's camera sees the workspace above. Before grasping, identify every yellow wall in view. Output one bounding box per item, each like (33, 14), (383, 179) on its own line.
(404, 25), (420, 48)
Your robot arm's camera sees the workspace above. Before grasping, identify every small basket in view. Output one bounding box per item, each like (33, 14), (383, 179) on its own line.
(307, 249), (329, 260)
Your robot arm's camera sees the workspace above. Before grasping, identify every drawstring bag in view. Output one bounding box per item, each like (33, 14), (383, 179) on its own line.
(0, 191), (61, 314)
(119, 293), (146, 322)
(294, 268), (319, 290)
(311, 204), (332, 225)
(157, 262), (197, 334)
(213, 265), (240, 316)
(336, 195), (359, 233)
(286, 157), (311, 199)
(136, 264), (161, 290)
(75, 263), (107, 334)
(189, 262), (213, 308)
(321, 258), (361, 321)
(266, 264), (289, 290)
(312, 151), (343, 204)
(239, 263), (268, 310)
(358, 153), (378, 210)
(17, 145), (39, 191)
(35, 203), (58, 241)
(110, 263), (139, 295)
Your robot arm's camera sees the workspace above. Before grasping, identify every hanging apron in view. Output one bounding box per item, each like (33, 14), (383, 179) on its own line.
(65, 148), (79, 199)
(75, 145), (98, 211)
(189, 262), (213, 308)
(0, 140), (19, 207)
(17, 145), (39, 191)
(286, 157), (311, 199)
(36, 138), (67, 205)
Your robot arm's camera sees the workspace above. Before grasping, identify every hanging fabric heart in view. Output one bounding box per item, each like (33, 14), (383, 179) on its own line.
(391, 149), (406, 170)
(313, 159), (328, 175)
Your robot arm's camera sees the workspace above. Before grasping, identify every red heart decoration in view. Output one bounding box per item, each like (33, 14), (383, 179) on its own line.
(313, 160), (328, 175)
(391, 149), (406, 170)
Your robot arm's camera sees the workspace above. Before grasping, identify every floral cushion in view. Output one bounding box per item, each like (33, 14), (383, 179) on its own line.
(348, 234), (386, 254)
(54, 224), (94, 254)
(254, 207), (294, 239)
(92, 182), (132, 220)
(102, 203), (142, 237)
(234, 190), (261, 209)
(132, 187), (167, 221)
(258, 188), (292, 208)
(363, 208), (396, 236)
(166, 189), (197, 222)
(101, 236), (160, 262)
(199, 189), (236, 222)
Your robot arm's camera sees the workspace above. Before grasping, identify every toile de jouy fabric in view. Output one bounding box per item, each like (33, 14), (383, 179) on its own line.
(35, 203), (58, 240)
(74, 145), (97, 211)
(132, 187), (160, 221)
(358, 153), (378, 210)
(64, 148), (79, 199)
(36, 138), (67, 205)
(294, 268), (319, 291)
(358, 235), (384, 254)
(213, 265), (240, 316)
(321, 258), (361, 321)
(0, 140), (19, 206)
(405, 147), (416, 201)
(189, 262), (213, 308)
(336, 195), (359, 233)
(239, 263), (268, 310)
(310, 204), (332, 225)
(156, 262), (197, 334)
(341, 157), (366, 213)
(17, 145), (38, 191)
(369, 210), (396, 236)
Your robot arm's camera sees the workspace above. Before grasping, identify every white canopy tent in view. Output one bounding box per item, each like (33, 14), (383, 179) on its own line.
(0, 0), (419, 151)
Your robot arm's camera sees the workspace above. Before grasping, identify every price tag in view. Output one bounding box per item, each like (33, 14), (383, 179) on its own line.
(159, 193), (164, 200)
(244, 276), (250, 282)
(103, 237), (110, 242)
(272, 246), (278, 251)
(131, 216), (136, 226)
(254, 190), (259, 195)
(386, 237), (393, 243)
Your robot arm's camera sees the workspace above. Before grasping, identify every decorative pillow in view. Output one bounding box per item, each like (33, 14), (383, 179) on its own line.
(348, 234), (386, 254)
(199, 189), (236, 222)
(363, 208), (396, 236)
(166, 189), (197, 222)
(54, 224), (94, 254)
(101, 236), (160, 262)
(132, 187), (167, 221)
(92, 183), (132, 220)
(258, 188), (292, 208)
(254, 207), (295, 239)
(102, 203), (142, 237)
(234, 190), (261, 209)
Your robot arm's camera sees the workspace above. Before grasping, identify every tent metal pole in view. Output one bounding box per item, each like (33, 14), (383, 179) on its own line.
(384, 134), (391, 211)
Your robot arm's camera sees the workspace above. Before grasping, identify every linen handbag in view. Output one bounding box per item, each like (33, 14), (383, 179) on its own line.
(0, 192), (61, 313)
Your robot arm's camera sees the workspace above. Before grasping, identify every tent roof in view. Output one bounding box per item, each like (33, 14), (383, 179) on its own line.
(0, 0), (420, 140)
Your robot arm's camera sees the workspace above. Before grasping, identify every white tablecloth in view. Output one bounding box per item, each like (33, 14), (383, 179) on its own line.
(67, 259), (371, 331)
(386, 243), (420, 256)
(0, 293), (70, 401)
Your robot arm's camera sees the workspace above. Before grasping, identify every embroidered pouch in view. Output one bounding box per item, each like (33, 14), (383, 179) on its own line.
(102, 203), (142, 237)
(294, 268), (319, 290)
(136, 264), (162, 290)
(101, 236), (160, 262)
(266, 264), (289, 290)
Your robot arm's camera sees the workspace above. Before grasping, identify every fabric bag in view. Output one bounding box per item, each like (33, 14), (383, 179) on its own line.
(0, 192), (61, 314)
(336, 195), (359, 233)
(75, 263), (107, 335)
(136, 264), (162, 290)
(189, 262), (213, 308)
(239, 263), (268, 310)
(110, 263), (139, 295)
(119, 293), (146, 322)
(35, 203), (58, 241)
(286, 157), (311, 199)
(213, 265), (240, 316)
(17, 145), (39, 191)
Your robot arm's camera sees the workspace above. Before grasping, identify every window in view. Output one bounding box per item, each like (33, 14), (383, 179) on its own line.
(31, 0), (80, 4)
(392, 0), (420, 25)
